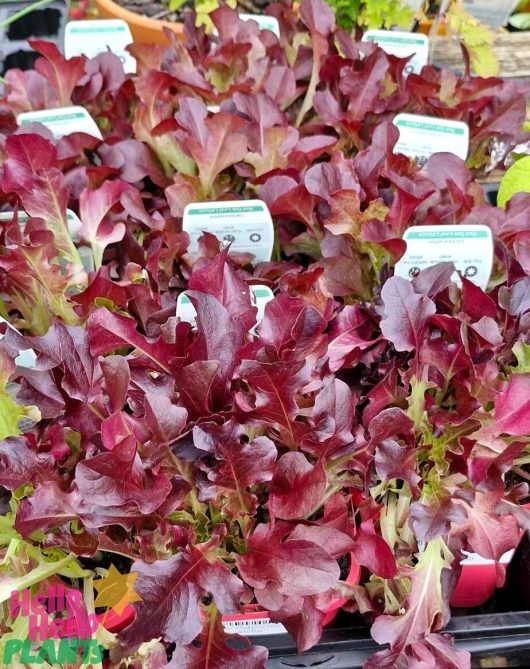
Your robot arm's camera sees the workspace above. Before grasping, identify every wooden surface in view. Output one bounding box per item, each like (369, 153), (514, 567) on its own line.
(431, 32), (530, 79)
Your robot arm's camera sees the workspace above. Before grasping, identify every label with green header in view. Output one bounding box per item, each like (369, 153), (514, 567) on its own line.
(17, 106), (102, 140)
(64, 19), (136, 74)
(363, 30), (428, 75)
(393, 113), (469, 164)
(188, 205), (264, 215)
(183, 199), (274, 264)
(394, 224), (493, 290)
(177, 285), (274, 333)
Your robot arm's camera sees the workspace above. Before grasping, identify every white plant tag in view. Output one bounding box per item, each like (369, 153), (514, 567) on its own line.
(0, 209), (83, 243)
(183, 200), (274, 264)
(363, 30), (428, 75)
(394, 224), (493, 290)
(177, 285), (274, 332)
(64, 19), (136, 73)
(461, 0), (519, 29)
(17, 106), (103, 140)
(461, 549), (514, 565)
(239, 13), (280, 36)
(222, 612), (287, 636)
(393, 113), (469, 164)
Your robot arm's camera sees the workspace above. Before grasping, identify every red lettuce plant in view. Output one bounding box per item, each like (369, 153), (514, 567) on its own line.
(0, 3), (530, 669)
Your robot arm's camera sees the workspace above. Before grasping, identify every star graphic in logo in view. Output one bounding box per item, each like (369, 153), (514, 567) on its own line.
(93, 564), (142, 615)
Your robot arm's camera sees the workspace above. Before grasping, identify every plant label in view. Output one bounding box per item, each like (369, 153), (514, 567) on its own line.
(17, 106), (103, 140)
(460, 549), (514, 565)
(363, 30), (428, 75)
(183, 200), (274, 264)
(222, 612), (287, 636)
(64, 19), (136, 73)
(393, 113), (469, 164)
(394, 224), (493, 290)
(239, 14), (280, 37)
(0, 209), (83, 243)
(177, 285), (274, 332)
(461, 0), (519, 29)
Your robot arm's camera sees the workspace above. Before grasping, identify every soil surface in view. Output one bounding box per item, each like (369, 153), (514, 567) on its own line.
(114, 0), (271, 22)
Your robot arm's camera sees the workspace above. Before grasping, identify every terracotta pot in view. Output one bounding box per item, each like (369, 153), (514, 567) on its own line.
(94, 0), (185, 45)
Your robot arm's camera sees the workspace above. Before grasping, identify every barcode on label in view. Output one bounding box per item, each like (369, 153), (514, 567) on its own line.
(222, 617), (287, 636)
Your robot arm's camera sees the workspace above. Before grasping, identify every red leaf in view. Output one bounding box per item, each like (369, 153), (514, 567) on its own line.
(353, 528), (397, 578)
(120, 543), (245, 646)
(188, 249), (256, 331)
(495, 373), (530, 436)
(183, 111), (248, 195)
(380, 276), (436, 352)
(194, 419), (276, 513)
(1, 134), (79, 263)
(87, 308), (175, 375)
(269, 452), (327, 520)
(166, 609), (268, 669)
(237, 522), (340, 599)
(29, 40), (86, 107)
(79, 179), (132, 267)
(74, 441), (172, 529)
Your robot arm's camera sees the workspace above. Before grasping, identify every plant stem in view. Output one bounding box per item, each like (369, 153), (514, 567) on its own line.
(0, 0), (55, 30)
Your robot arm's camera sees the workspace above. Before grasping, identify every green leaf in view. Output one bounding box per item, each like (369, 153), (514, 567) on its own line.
(0, 540), (77, 604)
(446, 3), (499, 77)
(358, 0), (414, 29)
(168, 0), (186, 11)
(508, 12), (530, 28)
(498, 156), (530, 208)
(512, 341), (530, 373)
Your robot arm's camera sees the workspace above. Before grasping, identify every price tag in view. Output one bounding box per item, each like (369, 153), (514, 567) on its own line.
(363, 30), (428, 75)
(461, 0), (519, 29)
(0, 209), (83, 242)
(393, 113), (469, 164)
(222, 612), (287, 636)
(64, 19), (136, 73)
(239, 14), (280, 36)
(394, 224), (493, 290)
(17, 106), (103, 140)
(177, 285), (274, 332)
(183, 200), (274, 264)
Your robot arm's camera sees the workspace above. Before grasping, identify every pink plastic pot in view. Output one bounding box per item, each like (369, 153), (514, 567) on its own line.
(451, 503), (529, 608)
(98, 604), (136, 632)
(222, 552), (361, 635)
(450, 550), (515, 608)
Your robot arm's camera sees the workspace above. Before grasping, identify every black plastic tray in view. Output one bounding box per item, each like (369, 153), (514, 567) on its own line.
(262, 611), (530, 668)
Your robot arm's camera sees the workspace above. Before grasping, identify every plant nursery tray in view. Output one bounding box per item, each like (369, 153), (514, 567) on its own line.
(262, 612), (530, 668)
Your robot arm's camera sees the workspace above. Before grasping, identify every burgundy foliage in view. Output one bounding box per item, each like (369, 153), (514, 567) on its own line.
(0, 3), (528, 669)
